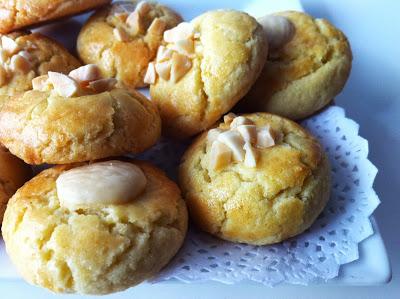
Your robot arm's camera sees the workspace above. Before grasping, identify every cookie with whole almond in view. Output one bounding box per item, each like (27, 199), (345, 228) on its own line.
(147, 10), (268, 138)
(0, 31), (81, 96)
(0, 0), (110, 33)
(240, 11), (352, 120)
(77, 1), (182, 89)
(0, 65), (161, 164)
(179, 112), (331, 245)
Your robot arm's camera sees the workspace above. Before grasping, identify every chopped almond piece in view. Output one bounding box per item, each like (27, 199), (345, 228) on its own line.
(163, 22), (194, 43)
(10, 54), (31, 73)
(210, 140), (232, 171)
(88, 78), (117, 93)
(170, 52), (192, 83)
(126, 11), (141, 35)
(135, 1), (151, 15)
(69, 64), (101, 83)
(0, 66), (8, 86)
(144, 62), (156, 84)
(257, 126), (275, 148)
(48, 72), (79, 97)
(18, 50), (32, 62)
(32, 75), (50, 91)
(237, 124), (257, 144)
(115, 12), (128, 22)
(230, 116), (254, 129)
(0, 49), (8, 64)
(171, 38), (194, 56)
(207, 128), (224, 145)
(155, 60), (171, 81)
(1, 36), (20, 55)
(156, 46), (173, 62)
(243, 142), (258, 167)
(147, 18), (166, 36)
(218, 130), (245, 162)
(113, 27), (130, 42)
(223, 113), (237, 124)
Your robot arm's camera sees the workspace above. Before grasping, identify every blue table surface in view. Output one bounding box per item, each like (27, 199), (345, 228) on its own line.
(1, 0), (399, 298)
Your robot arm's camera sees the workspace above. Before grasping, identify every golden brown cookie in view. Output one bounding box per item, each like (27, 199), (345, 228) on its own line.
(77, 1), (182, 88)
(0, 0), (110, 33)
(240, 11), (352, 120)
(0, 145), (31, 224)
(2, 159), (188, 294)
(0, 66), (161, 164)
(179, 113), (331, 245)
(148, 9), (268, 138)
(0, 31), (81, 96)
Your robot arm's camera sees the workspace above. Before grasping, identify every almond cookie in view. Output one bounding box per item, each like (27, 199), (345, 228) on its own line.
(2, 159), (188, 294)
(241, 11), (352, 120)
(0, 0), (110, 33)
(77, 1), (182, 89)
(179, 113), (331, 245)
(0, 65), (161, 164)
(0, 31), (81, 96)
(148, 10), (268, 138)
(0, 145), (31, 224)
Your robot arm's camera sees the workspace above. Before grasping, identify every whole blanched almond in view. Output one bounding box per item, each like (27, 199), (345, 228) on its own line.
(48, 72), (80, 97)
(69, 64), (101, 83)
(144, 62), (156, 84)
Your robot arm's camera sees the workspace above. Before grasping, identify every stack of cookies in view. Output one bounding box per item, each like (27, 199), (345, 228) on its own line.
(0, 0), (352, 295)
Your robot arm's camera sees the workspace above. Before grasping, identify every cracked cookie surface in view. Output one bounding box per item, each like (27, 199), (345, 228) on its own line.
(2, 160), (188, 294)
(0, 88), (161, 164)
(0, 0), (110, 33)
(0, 32), (81, 96)
(150, 10), (268, 138)
(77, 1), (182, 89)
(179, 113), (331, 245)
(241, 11), (352, 120)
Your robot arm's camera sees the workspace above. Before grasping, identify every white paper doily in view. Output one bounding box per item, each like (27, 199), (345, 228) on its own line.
(136, 106), (380, 286)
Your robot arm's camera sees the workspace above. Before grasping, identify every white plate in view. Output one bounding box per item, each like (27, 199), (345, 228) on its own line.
(0, 0), (391, 288)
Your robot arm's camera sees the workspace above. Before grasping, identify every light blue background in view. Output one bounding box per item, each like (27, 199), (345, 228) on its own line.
(1, 0), (399, 298)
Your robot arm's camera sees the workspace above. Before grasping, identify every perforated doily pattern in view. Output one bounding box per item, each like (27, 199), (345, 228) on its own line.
(138, 106), (380, 286)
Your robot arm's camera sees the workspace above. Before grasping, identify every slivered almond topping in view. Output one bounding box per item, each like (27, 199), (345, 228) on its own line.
(88, 78), (117, 93)
(156, 46), (173, 62)
(0, 66), (8, 86)
(230, 116), (254, 129)
(144, 62), (156, 84)
(10, 54), (31, 73)
(155, 60), (172, 80)
(136, 1), (151, 15)
(164, 22), (194, 43)
(257, 126), (275, 148)
(48, 72), (79, 97)
(1, 36), (20, 55)
(126, 11), (141, 35)
(218, 130), (245, 162)
(147, 18), (166, 36)
(113, 27), (130, 41)
(207, 128), (224, 145)
(115, 12), (129, 22)
(243, 142), (258, 167)
(69, 64), (101, 83)
(170, 38), (194, 56)
(223, 113), (237, 124)
(170, 52), (192, 83)
(210, 140), (232, 171)
(32, 75), (50, 91)
(236, 124), (257, 144)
